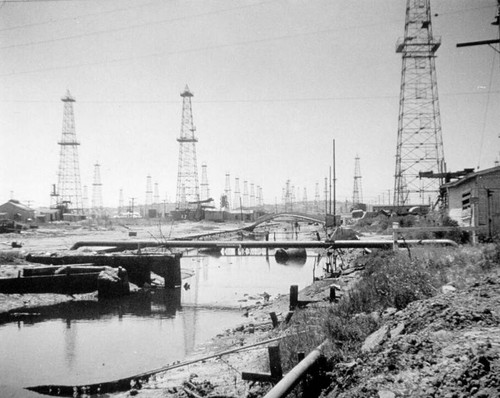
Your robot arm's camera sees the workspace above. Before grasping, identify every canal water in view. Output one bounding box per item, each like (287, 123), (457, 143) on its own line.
(0, 251), (319, 392)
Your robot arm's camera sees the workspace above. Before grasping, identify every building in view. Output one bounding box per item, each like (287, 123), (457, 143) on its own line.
(441, 166), (500, 237)
(0, 200), (35, 222)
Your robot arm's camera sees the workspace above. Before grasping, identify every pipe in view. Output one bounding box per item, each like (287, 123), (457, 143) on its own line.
(70, 239), (458, 251)
(264, 340), (328, 398)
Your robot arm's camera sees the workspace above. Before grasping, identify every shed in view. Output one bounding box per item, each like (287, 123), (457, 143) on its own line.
(0, 200), (35, 222)
(441, 165), (500, 237)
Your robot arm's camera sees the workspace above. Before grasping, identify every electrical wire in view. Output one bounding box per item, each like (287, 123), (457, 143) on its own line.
(476, 53), (497, 169)
(0, 0), (279, 50)
(0, 0), (164, 32)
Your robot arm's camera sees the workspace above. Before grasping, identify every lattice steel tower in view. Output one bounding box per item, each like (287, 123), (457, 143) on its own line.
(352, 155), (363, 205)
(175, 85), (200, 209)
(200, 162), (210, 200)
(394, 0), (445, 207)
(56, 90), (83, 214)
(223, 172), (231, 210)
(91, 162), (103, 217)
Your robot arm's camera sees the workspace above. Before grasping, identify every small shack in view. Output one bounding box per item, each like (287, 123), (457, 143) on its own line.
(0, 200), (35, 222)
(441, 165), (500, 237)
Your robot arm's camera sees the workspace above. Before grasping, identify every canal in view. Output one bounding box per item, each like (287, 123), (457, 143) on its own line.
(0, 251), (319, 392)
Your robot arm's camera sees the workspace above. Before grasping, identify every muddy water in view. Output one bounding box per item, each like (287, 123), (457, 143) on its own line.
(0, 251), (318, 391)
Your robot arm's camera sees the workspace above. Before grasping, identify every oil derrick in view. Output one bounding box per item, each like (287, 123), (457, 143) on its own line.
(91, 162), (103, 217)
(56, 90), (83, 214)
(233, 177), (241, 209)
(394, 0), (445, 207)
(175, 85), (200, 209)
(154, 182), (160, 213)
(256, 185), (263, 207)
(145, 175), (153, 209)
(352, 155), (363, 207)
(222, 172), (231, 210)
(243, 180), (249, 208)
(200, 163), (210, 201)
(250, 183), (255, 207)
(314, 182), (320, 213)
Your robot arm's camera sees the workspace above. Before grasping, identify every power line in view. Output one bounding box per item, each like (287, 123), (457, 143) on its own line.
(0, 90), (498, 105)
(0, 0), (163, 32)
(0, 0), (278, 50)
(0, 2), (493, 50)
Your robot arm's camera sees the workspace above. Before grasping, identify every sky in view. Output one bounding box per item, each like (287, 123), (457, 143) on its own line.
(1, 0), (499, 209)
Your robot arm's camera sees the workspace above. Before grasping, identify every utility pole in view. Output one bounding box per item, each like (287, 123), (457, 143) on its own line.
(457, 2), (499, 50)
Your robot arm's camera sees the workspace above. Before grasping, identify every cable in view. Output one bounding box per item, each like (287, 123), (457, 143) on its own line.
(0, 0), (163, 32)
(0, 90), (498, 104)
(476, 53), (497, 169)
(0, 0), (278, 50)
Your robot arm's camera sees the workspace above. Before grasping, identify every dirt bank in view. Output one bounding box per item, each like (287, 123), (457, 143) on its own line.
(325, 269), (500, 398)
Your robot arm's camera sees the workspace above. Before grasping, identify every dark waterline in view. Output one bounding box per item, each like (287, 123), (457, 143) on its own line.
(0, 253), (318, 390)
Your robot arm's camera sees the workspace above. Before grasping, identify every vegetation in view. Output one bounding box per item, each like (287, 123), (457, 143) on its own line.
(278, 243), (500, 374)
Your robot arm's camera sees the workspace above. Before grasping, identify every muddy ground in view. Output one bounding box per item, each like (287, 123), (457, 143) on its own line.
(3, 223), (499, 397)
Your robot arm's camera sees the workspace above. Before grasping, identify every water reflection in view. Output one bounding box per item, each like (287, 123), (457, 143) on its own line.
(0, 253), (316, 389)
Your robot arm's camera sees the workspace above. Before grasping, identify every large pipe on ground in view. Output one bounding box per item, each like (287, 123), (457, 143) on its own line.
(264, 340), (328, 398)
(274, 248), (307, 265)
(69, 239), (457, 251)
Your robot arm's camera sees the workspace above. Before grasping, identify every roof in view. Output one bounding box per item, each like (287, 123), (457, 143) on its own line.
(442, 165), (500, 189)
(0, 199), (34, 212)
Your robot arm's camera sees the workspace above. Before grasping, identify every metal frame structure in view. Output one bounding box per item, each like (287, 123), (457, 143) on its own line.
(352, 155), (363, 205)
(91, 162), (103, 217)
(56, 91), (84, 214)
(200, 162), (210, 201)
(394, 0), (445, 207)
(175, 85), (200, 209)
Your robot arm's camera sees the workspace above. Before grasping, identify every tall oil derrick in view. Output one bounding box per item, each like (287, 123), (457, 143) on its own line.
(352, 155), (363, 206)
(200, 163), (210, 201)
(250, 183), (255, 207)
(222, 172), (231, 210)
(91, 162), (103, 217)
(145, 175), (153, 210)
(154, 182), (160, 205)
(175, 85), (200, 209)
(394, 0), (445, 207)
(243, 180), (249, 208)
(233, 177), (241, 209)
(256, 185), (262, 207)
(56, 90), (83, 214)
(284, 180), (293, 212)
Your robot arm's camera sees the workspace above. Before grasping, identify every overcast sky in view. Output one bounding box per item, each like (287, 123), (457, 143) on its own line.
(1, 0), (499, 209)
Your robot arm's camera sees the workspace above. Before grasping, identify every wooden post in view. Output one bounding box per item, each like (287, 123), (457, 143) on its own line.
(329, 286), (336, 302)
(269, 345), (283, 380)
(289, 285), (298, 310)
(392, 222), (399, 251)
(284, 311), (294, 324)
(242, 344), (283, 383)
(270, 312), (279, 328)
